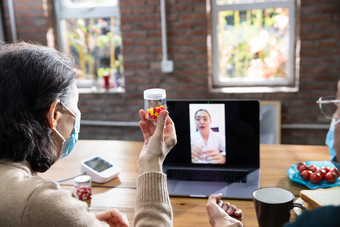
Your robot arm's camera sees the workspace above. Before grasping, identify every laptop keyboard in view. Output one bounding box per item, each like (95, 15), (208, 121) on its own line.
(166, 169), (248, 183)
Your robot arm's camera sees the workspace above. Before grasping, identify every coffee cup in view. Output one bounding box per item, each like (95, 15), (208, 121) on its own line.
(253, 187), (305, 227)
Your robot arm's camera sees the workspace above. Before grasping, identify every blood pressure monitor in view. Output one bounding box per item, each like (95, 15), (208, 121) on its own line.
(81, 156), (121, 183)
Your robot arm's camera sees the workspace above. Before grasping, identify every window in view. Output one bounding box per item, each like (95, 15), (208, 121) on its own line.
(211, 0), (299, 92)
(54, 0), (124, 93)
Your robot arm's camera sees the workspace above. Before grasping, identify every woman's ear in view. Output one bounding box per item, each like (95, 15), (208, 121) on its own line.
(47, 99), (61, 129)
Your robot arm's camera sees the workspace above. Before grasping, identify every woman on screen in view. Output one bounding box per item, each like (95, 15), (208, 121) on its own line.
(191, 109), (226, 164)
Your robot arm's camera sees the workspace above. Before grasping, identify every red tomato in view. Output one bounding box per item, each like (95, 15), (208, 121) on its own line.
(315, 169), (326, 180)
(309, 172), (322, 184)
(308, 165), (318, 172)
(321, 166), (331, 173)
(330, 167), (340, 178)
(325, 171), (338, 183)
(298, 164), (308, 174)
(297, 162), (305, 171)
(301, 170), (313, 180)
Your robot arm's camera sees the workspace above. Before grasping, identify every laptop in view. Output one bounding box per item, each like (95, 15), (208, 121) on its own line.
(164, 99), (260, 199)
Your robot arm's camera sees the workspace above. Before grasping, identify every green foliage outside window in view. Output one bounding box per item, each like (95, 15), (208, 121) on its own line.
(64, 17), (124, 89)
(218, 8), (289, 80)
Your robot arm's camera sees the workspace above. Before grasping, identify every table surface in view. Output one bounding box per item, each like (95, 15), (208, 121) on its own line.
(39, 140), (330, 227)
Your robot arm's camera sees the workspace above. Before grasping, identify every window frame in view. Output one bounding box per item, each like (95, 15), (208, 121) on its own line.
(211, 0), (299, 92)
(54, 0), (123, 93)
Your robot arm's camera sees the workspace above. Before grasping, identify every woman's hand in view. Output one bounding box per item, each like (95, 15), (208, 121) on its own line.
(138, 109), (177, 174)
(206, 194), (243, 227)
(95, 208), (129, 227)
(206, 150), (226, 164)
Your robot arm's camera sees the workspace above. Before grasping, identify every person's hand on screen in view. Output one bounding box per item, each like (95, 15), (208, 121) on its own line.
(191, 145), (204, 162)
(206, 150), (226, 164)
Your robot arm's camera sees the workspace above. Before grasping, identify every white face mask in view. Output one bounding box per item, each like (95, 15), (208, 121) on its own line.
(53, 103), (81, 159)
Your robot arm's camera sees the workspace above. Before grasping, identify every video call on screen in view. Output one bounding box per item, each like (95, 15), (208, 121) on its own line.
(189, 103), (226, 164)
(166, 100), (259, 169)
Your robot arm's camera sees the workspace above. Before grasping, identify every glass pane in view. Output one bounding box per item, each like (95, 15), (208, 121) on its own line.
(62, 17), (124, 91)
(217, 8), (289, 81)
(62, 0), (117, 8)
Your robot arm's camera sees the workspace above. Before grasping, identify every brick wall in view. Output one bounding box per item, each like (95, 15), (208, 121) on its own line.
(1, 0), (56, 45)
(1, 0), (340, 145)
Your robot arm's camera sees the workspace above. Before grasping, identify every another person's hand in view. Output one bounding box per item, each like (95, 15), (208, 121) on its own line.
(206, 150), (226, 164)
(138, 109), (177, 174)
(96, 208), (129, 227)
(206, 194), (243, 227)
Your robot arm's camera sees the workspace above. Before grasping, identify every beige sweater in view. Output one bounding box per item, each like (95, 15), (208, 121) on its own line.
(0, 160), (173, 227)
(134, 172), (173, 226)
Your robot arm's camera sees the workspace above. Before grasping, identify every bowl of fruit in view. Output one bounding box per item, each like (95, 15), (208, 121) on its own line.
(287, 161), (340, 189)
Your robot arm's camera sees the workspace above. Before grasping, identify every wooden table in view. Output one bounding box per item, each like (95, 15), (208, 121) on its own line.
(39, 140), (330, 227)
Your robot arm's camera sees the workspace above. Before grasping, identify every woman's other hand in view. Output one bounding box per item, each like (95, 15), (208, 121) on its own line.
(96, 208), (129, 227)
(206, 193), (243, 227)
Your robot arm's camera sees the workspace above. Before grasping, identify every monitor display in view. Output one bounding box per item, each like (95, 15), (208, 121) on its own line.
(84, 157), (113, 172)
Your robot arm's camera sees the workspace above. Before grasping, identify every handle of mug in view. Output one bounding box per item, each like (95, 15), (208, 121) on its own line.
(293, 202), (306, 211)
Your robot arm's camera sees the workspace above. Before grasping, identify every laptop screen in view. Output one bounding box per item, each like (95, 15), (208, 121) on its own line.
(165, 99), (259, 169)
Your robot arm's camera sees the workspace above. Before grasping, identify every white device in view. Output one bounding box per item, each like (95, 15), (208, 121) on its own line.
(81, 156), (121, 183)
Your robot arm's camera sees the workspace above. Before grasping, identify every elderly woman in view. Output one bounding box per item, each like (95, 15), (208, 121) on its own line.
(0, 42), (176, 227)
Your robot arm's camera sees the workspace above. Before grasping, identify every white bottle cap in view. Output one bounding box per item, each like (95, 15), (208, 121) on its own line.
(144, 88), (166, 100)
(74, 175), (91, 184)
